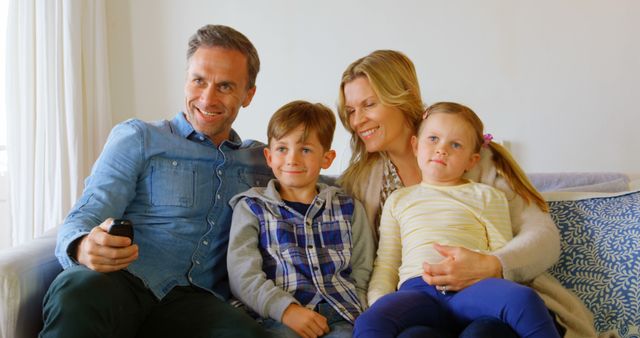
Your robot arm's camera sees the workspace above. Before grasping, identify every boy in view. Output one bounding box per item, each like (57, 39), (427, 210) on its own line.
(227, 100), (375, 338)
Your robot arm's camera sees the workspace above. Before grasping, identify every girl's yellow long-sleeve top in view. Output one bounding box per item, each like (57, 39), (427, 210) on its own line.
(368, 181), (512, 305)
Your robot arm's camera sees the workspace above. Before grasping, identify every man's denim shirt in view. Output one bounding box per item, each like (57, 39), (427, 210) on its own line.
(55, 113), (273, 300)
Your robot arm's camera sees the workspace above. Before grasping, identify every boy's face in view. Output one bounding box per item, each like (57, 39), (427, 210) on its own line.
(411, 113), (480, 186)
(264, 125), (336, 197)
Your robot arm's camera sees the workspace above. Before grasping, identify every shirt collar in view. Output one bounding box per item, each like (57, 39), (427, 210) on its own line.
(172, 112), (242, 149)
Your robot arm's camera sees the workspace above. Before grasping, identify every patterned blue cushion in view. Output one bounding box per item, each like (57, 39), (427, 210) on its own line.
(547, 190), (640, 337)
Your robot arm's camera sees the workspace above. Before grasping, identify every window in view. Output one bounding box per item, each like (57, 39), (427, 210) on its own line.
(1, 0), (10, 249)
(0, 0), (8, 175)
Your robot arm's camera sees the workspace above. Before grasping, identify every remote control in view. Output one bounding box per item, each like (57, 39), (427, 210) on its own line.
(108, 219), (134, 241)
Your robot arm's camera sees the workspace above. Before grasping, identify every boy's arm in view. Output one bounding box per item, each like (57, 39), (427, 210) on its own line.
(349, 199), (376, 308)
(227, 198), (298, 321)
(483, 188), (513, 251)
(281, 304), (329, 338)
(367, 195), (402, 306)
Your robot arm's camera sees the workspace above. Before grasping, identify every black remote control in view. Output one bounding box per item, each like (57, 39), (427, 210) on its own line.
(108, 219), (134, 241)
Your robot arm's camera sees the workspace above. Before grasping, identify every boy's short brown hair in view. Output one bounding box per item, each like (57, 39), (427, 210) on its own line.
(267, 100), (336, 151)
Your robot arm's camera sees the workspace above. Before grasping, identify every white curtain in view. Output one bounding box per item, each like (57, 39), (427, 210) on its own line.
(5, 0), (111, 246)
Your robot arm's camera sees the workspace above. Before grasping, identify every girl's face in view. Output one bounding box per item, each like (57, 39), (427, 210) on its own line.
(411, 113), (481, 186)
(343, 77), (413, 154)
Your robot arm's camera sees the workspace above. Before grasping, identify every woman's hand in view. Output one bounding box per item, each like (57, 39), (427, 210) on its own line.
(422, 243), (503, 292)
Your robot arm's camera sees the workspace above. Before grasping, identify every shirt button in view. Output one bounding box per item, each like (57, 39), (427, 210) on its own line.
(172, 161), (178, 166)
(217, 170), (222, 175)
(188, 276), (193, 282)
(195, 260), (200, 265)
(203, 240), (209, 246)
(216, 194), (221, 200)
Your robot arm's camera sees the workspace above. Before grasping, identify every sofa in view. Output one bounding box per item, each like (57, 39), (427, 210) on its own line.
(1, 172), (639, 338)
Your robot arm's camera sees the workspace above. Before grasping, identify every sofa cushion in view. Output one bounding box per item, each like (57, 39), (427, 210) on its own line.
(544, 189), (640, 336)
(530, 172), (630, 193)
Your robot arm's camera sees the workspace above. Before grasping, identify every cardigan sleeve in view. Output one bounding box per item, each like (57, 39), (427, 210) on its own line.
(465, 148), (560, 282)
(349, 199), (376, 308)
(367, 193), (402, 305)
(353, 159), (384, 245)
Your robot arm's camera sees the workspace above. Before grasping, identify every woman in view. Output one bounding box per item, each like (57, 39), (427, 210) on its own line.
(337, 50), (595, 337)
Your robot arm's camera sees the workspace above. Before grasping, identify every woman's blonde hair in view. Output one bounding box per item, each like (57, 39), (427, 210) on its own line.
(337, 50), (424, 198)
(422, 102), (548, 212)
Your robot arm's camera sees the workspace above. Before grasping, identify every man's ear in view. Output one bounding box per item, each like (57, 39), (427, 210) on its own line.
(242, 86), (257, 108)
(321, 150), (337, 170)
(411, 135), (419, 156)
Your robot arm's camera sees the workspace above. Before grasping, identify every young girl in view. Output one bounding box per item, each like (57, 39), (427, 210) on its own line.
(353, 102), (560, 338)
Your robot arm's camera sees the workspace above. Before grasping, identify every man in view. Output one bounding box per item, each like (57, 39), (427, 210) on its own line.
(40, 24), (273, 338)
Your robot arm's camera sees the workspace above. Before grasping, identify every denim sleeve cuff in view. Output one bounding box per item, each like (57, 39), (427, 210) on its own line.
(56, 229), (90, 269)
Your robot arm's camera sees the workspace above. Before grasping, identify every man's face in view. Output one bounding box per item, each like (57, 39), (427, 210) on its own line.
(184, 46), (256, 144)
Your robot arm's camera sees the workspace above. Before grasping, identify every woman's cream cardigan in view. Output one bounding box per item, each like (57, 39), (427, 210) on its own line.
(353, 148), (598, 338)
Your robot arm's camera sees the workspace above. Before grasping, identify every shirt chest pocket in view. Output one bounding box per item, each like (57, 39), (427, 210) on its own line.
(261, 220), (298, 252)
(149, 158), (195, 207)
(318, 220), (352, 252)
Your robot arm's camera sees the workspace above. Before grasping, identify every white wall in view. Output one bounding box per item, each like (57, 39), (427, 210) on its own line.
(106, 0), (640, 175)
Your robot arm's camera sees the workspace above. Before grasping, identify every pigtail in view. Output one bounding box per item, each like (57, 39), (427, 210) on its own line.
(487, 142), (549, 212)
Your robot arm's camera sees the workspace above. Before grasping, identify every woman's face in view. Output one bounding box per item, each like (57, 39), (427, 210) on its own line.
(343, 77), (412, 154)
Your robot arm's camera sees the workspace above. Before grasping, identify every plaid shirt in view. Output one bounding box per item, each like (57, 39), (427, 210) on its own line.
(235, 180), (365, 323)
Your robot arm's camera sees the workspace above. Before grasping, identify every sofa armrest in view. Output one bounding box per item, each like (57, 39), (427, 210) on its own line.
(0, 231), (61, 338)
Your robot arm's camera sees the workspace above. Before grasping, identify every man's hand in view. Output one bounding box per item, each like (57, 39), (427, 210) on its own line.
(281, 303), (329, 338)
(75, 218), (139, 272)
(422, 243), (502, 292)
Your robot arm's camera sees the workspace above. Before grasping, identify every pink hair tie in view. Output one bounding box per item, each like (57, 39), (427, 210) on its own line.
(482, 133), (493, 147)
